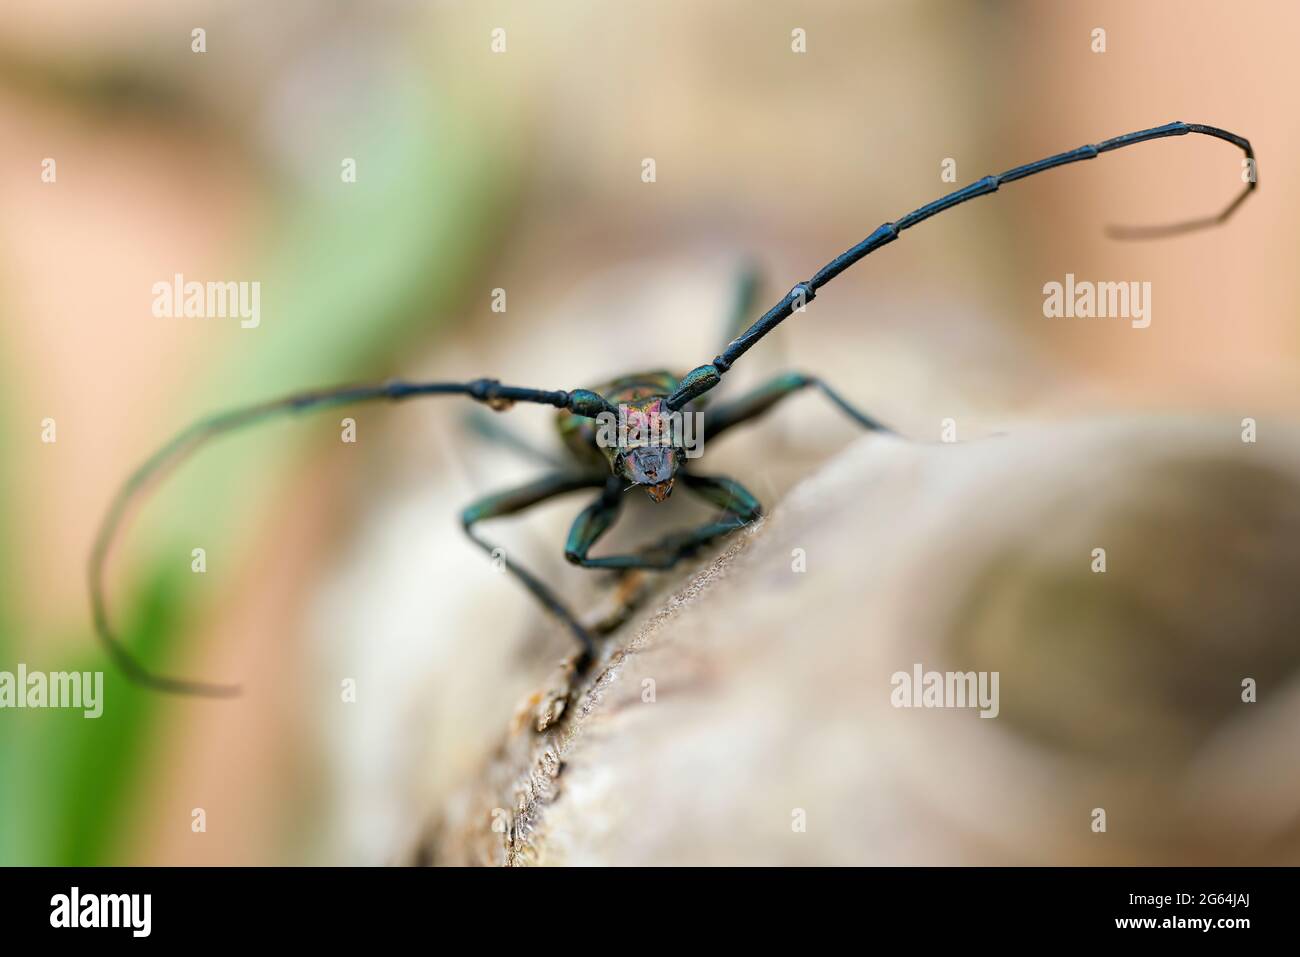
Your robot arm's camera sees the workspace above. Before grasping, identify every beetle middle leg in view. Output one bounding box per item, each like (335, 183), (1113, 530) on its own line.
(704, 371), (893, 440)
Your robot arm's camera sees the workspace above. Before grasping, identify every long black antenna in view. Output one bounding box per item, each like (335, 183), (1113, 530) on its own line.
(90, 378), (613, 696)
(668, 121), (1256, 410)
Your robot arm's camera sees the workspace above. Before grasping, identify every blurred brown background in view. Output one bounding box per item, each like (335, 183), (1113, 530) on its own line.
(0, 1), (1295, 864)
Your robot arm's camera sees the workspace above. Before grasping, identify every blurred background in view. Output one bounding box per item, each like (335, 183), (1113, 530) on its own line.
(0, 0), (1296, 865)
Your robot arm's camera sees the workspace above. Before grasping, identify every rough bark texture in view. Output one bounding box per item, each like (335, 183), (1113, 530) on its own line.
(418, 418), (1300, 866)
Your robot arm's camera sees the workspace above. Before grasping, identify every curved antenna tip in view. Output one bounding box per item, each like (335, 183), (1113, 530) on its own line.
(117, 659), (244, 699)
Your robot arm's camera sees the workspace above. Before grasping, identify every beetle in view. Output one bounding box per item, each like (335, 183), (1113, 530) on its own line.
(89, 121), (1256, 697)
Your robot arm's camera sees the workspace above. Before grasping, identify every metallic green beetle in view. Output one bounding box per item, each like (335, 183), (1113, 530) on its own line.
(90, 121), (1255, 695)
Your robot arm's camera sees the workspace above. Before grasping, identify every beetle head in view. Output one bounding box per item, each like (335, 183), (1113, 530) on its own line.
(609, 398), (683, 502)
(621, 445), (679, 502)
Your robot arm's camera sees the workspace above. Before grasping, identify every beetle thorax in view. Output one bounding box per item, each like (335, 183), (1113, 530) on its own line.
(605, 396), (684, 502)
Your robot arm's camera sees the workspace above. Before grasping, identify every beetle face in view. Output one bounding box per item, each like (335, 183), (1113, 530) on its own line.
(622, 445), (679, 502)
(598, 394), (684, 502)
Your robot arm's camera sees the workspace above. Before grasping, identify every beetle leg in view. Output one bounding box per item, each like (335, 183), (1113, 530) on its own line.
(461, 472), (606, 669)
(567, 473), (762, 571)
(462, 407), (567, 468)
(704, 371), (892, 441)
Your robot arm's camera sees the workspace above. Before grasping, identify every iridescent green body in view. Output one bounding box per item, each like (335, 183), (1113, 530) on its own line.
(556, 369), (683, 472)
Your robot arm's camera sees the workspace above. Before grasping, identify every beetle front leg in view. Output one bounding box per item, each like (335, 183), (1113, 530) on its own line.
(567, 473), (762, 571)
